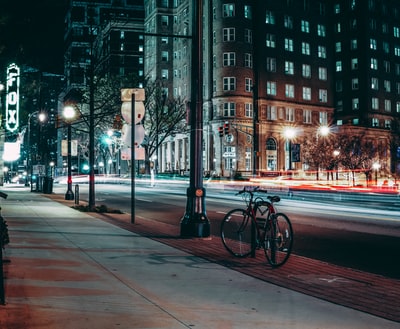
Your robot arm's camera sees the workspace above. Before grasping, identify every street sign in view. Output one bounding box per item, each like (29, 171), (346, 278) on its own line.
(121, 101), (145, 124)
(32, 165), (45, 174)
(121, 123), (145, 147)
(121, 88), (145, 102)
(121, 147), (145, 160)
(61, 140), (78, 156)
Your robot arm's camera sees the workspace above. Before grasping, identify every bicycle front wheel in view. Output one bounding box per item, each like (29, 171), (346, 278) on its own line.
(264, 213), (293, 267)
(221, 209), (256, 257)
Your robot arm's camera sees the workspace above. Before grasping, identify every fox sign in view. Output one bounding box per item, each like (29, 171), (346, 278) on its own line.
(5, 63), (20, 133)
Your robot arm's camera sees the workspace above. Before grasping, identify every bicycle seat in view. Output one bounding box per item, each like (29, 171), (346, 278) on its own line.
(268, 195), (280, 203)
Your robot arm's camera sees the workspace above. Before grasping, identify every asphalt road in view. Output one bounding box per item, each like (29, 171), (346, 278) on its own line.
(54, 182), (400, 279)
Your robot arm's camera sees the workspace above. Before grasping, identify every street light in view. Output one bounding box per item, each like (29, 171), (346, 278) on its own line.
(333, 150), (340, 181)
(372, 162), (381, 186)
(318, 125), (330, 137)
(63, 105), (76, 200)
(26, 111), (47, 188)
(283, 127), (296, 171)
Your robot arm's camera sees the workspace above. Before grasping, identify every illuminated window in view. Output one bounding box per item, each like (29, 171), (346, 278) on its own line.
(285, 61), (294, 74)
(302, 64), (311, 78)
(303, 109), (312, 124)
(245, 103), (253, 117)
(266, 81), (277, 95)
(285, 38), (294, 51)
(223, 4), (235, 17)
(266, 34), (275, 47)
(301, 20), (310, 33)
(266, 11), (275, 24)
(285, 84), (295, 98)
(302, 42), (310, 55)
(317, 24), (326, 37)
(303, 87), (311, 100)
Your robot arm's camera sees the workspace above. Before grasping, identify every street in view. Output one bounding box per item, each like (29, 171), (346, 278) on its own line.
(53, 180), (400, 279)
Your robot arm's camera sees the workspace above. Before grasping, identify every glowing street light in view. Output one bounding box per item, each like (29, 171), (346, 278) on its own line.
(283, 127), (296, 171)
(63, 105), (76, 200)
(318, 125), (330, 137)
(372, 162), (381, 186)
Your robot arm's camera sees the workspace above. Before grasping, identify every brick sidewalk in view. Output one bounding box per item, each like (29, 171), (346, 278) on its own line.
(93, 211), (400, 323)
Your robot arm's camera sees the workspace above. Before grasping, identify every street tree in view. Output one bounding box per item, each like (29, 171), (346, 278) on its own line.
(71, 73), (140, 172)
(335, 134), (385, 186)
(302, 135), (336, 180)
(141, 79), (188, 173)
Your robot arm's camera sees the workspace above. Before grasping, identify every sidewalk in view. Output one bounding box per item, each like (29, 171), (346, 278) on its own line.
(0, 186), (399, 329)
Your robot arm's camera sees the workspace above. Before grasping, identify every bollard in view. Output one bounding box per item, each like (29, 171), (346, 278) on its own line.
(74, 184), (79, 205)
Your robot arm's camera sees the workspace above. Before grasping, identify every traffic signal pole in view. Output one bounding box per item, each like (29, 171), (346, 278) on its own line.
(180, 0), (210, 238)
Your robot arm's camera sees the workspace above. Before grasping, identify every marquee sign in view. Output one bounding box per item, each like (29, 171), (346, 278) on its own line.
(5, 63), (20, 133)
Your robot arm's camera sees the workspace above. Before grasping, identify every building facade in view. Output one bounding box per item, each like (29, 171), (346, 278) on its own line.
(145, 0), (400, 180)
(61, 0), (145, 174)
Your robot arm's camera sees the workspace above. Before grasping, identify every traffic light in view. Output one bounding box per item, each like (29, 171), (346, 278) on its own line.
(223, 122), (230, 135)
(218, 126), (223, 137)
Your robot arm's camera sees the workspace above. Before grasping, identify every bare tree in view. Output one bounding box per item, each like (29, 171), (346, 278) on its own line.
(70, 73), (139, 170)
(335, 134), (384, 186)
(302, 135), (336, 180)
(141, 80), (188, 173)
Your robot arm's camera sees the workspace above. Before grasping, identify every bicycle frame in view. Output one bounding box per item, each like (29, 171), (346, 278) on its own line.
(221, 186), (293, 266)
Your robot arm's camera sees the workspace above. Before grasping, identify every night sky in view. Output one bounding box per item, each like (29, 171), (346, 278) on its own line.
(0, 0), (67, 74)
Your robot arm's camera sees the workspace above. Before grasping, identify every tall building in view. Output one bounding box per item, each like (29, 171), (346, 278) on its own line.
(332, 0), (400, 175)
(145, 0), (400, 179)
(64, 0), (144, 90)
(61, 0), (145, 174)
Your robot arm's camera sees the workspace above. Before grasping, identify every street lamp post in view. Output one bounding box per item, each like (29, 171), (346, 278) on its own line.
(284, 128), (296, 171)
(63, 106), (75, 200)
(318, 125), (330, 180)
(333, 150), (340, 181)
(373, 162), (381, 186)
(26, 111), (47, 188)
(180, 0), (210, 237)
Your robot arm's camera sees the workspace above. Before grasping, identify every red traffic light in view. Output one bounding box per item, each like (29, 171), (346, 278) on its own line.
(218, 126), (224, 137)
(223, 123), (229, 135)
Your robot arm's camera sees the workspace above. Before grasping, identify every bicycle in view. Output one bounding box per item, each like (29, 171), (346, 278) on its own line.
(220, 186), (293, 267)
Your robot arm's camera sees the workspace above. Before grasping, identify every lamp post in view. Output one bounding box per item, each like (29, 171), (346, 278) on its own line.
(180, 0), (210, 237)
(63, 105), (76, 200)
(333, 150), (340, 181)
(373, 162), (381, 186)
(26, 111), (47, 188)
(283, 127), (296, 171)
(318, 125), (330, 180)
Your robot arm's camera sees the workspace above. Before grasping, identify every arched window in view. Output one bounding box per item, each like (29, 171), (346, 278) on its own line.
(266, 138), (277, 150)
(266, 138), (277, 170)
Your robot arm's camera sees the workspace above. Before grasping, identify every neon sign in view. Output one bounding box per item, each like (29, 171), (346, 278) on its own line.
(5, 63), (20, 133)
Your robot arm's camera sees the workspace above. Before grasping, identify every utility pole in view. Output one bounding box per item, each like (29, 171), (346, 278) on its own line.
(88, 7), (96, 210)
(180, 0), (210, 237)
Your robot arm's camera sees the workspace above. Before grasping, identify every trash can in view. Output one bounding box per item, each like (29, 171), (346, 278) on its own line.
(42, 177), (53, 194)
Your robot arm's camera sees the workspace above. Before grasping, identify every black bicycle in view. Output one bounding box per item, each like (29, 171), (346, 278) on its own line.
(220, 186), (293, 267)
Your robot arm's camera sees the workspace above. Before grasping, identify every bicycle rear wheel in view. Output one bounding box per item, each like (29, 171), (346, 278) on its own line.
(221, 209), (256, 257)
(264, 213), (293, 267)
